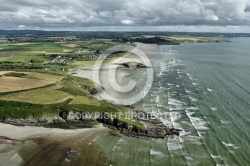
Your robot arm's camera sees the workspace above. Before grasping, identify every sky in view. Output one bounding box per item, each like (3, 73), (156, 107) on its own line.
(1, 0), (250, 32)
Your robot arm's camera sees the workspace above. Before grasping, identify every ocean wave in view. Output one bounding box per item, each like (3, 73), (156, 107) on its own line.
(185, 110), (209, 137)
(211, 107), (218, 111)
(210, 154), (222, 159)
(112, 138), (127, 151)
(170, 112), (182, 122)
(207, 88), (214, 92)
(189, 96), (198, 102)
(168, 98), (185, 111)
(220, 120), (230, 124)
(150, 149), (165, 157)
(222, 142), (239, 149)
(167, 139), (183, 151)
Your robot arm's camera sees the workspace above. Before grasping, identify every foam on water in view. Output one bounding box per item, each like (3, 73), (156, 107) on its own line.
(150, 149), (165, 157)
(170, 112), (182, 122)
(185, 110), (209, 138)
(189, 96), (198, 102)
(207, 88), (214, 92)
(210, 154), (222, 159)
(167, 138), (183, 151)
(185, 89), (194, 95)
(220, 120), (230, 124)
(168, 98), (185, 111)
(222, 142), (239, 149)
(186, 107), (199, 110)
(186, 73), (193, 80)
(112, 138), (127, 151)
(211, 107), (218, 111)
(91, 135), (100, 143)
(192, 83), (198, 86)
(172, 122), (183, 130)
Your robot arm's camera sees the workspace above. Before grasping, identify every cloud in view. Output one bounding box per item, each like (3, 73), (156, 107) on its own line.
(0, 0), (250, 31)
(121, 19), (134, 25)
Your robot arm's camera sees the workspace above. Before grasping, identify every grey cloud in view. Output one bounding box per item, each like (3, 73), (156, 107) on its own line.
(0, 0), (250, 31)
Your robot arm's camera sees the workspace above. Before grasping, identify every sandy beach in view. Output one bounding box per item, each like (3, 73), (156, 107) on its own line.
(0, 122), (104, 140)
(70, 43), (158, 104)
(0, 123), (108, 166)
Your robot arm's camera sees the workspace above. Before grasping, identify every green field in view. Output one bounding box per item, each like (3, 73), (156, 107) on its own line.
(0, 53), (51, 63)
(0, 40), (124, 71)
(0, 42), (63, 52)
(162, 36), (223, 43)
(0, 73), (128, 119)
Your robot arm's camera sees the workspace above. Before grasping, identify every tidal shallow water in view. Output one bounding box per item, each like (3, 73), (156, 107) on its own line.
(92, 38), (250, 166)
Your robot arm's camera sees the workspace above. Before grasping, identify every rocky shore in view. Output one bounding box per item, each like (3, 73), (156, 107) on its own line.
(0, 106), (181, 139)
(96, 107), (181, 139)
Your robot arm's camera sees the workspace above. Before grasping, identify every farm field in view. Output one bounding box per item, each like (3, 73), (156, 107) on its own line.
(162, 36), (223, 43)
(0, 85), (72, 104)
(0, 40), (123, 71)
(0, 71), (62, 92)
(0, 72), (128, 119)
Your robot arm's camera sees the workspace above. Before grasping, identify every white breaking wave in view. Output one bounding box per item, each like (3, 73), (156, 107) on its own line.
(192, 83), (198, 86)
(150, 149), (165, 157)
(112, 138), (127, 151)
(167, 138), (183, 151)
(186, 73), (193, 80)
(220, 120), (230, 124)
(222, 142), (239, 149)
(91, 135), (100, 143)
(186, 107), (199, 110)
(211, 107), (218, 111)
(170, 112), (182, 122)
(210, 154), (222, 159)
(168, 98), (185, 111)
(189, 96), (198, 102)
(185, 110), (209, 137)
(207, 88), (214, 92)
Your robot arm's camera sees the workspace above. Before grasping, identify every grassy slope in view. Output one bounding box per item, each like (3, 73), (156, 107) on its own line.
(0, 74), (127, 119)
(162, 36), (221, 43)
(0, 72), (62, 93)
(0, 41), (143, 128)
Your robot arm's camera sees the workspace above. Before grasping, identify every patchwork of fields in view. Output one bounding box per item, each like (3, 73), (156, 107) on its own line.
(0, 40), (145, 129)
(0, 40), (129, 119)
(0, 71), (127, 118)
(0, 40), (119, 71)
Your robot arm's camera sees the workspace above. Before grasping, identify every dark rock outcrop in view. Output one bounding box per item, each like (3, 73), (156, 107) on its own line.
(58, 108), (68, 120)
(88, 86), (105, 95)
(96, 110), (181, 139)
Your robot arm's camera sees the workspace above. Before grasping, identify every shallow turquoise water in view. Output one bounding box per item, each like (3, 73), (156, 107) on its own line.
(92, 38), (250, 166)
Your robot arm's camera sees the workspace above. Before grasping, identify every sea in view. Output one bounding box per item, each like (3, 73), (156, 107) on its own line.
(17, 38), (250, 166)
(90, 37), (250, 166)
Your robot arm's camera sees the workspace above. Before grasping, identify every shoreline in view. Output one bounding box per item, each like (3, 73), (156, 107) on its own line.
(0, 42), (180, 165)
(0, 43), (181, 140)
(68, 43), (181, 138)
(0, 122), (110, 166)
(0, 122), (105, 140)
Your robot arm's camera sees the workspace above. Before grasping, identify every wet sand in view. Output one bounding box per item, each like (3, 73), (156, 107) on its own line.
(0, 123), (113, 166)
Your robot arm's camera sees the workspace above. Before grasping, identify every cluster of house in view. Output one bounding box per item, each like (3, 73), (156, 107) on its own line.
(50, 52), (120, 64)
(51, 54), (100, 64)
